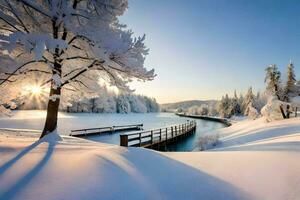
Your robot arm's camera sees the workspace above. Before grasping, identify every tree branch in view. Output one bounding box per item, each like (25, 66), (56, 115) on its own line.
(61, 60), (104, 86)
(0, 60), (46, 85)
(19, 0), (52, 18)
(65, 56), (95, 61)
(5, 0), (30, 33)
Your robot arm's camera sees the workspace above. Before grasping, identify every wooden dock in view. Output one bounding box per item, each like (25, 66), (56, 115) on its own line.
(120, 120), (196, 150)
(175, 113), (231, 126)
(70, 124), (143, 137)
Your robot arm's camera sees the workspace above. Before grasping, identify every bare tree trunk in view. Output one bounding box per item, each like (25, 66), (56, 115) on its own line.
(274, 84), (286, 119)
(40, 86), (61, 138)
(279, 105), (286, 119)
(286, 105), (290, 119)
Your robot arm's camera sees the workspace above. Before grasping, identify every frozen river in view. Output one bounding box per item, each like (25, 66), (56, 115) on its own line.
(0, 110), (226, 151)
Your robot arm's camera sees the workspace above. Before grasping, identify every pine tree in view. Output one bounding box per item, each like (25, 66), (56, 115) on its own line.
(233, 90), (242, 115)
(218, 94), (231, 118)
(243, 87), (258, 118)
(265, 64), (286, 118)
(243, 87), (254, 115)
(228, 90), (241, 116)
(238, 93), (245, 114)
(284, 60), (297, 102)
(265, 64), (283, 100)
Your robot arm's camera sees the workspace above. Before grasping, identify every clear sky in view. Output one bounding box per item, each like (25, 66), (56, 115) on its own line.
(120, 0), (300, 104)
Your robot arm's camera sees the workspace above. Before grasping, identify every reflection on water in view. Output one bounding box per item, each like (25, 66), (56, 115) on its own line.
(0, 110), (226, 151)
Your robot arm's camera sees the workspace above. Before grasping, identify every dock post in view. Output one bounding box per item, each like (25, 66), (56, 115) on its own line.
(151, 130), (153, 145)
(120, 135), (128, 147)
(166, 128), (168, 141)
(139, 133), (142, 147)
(159, 129), (162, 142)
(171, 127), (174, 138)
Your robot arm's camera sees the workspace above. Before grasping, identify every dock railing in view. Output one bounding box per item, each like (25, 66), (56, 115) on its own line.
(70, 124), (143, 137)
(120, 120), (196, 148)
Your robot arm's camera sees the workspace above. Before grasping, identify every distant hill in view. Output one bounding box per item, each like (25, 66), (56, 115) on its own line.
(160, 100), (218, 112)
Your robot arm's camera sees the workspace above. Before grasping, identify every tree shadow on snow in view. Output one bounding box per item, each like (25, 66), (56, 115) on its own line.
(0, 139), (56, 200)
(218, 125), (300, 149)
(95, 148), (253, 200)
(216, 141), (300, 152)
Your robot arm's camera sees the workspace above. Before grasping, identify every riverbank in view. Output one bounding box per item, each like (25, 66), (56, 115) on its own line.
(175, 112), (232, 126)
(1, 117), (300, 199)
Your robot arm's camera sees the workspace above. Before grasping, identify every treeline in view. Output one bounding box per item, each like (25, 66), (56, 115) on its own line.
(217, 88), (266, 119)
(16, 85), (160, 114)
(186, 61), (300, 120)
(186, 88), (266, 119)
(64, 93), (160, 113)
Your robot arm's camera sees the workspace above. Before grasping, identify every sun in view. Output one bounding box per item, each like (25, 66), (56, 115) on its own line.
(30, 85), (42, 95)
(28, 85), (42, 95)
(25, 85), (43, 96)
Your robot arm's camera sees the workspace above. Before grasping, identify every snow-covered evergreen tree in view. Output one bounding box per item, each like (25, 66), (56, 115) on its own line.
(0, 0), (155, 138)
(238, 93), (245, 114)
(265, 64), (283, 100)
(218, 94), (231, 118)
(265, 64), (286, 118)
(116, 94), (131, 113)
(142, 96), (160, 112)
(127, 95), (147, 113)
(208, 106), (218, 116)
(229, 90), (241, 116)
(243, 87), (258, 118)
(254, 91), (267, 113)
(283, 60), (297, 102)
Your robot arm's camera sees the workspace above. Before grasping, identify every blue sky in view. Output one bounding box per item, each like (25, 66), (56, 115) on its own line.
(120, 0), (300, 103)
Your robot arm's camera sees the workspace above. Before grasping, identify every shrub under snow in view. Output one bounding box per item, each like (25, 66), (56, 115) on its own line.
(261, 97), (287, 121)
(198, 134), (220, 151)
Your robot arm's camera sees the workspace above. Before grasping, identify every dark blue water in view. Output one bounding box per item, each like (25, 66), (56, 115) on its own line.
(80, 113), (226, 151)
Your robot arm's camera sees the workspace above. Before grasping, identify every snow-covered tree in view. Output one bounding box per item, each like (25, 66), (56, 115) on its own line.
(283, 61), (297, 102)
(242, 87), (258, 118)
(238, 93), (245, 114)
(127, 95), (147, 113)
(208, 106), (218, 116)
(265, 65), (282, 99)
(229, 90), (241, 116)
(261, 97), (289, 121)
(198, 104), (209, 115)
(243, 87), (254, 114)
(254, 91), (267, 112)
(187, 105), (198, 115)
(264, 64), (286, 118)
(218, 94), (231, 118)
(142, 96), (160, 112)
(0, 0), (155, 138)
(187, 104), (209, 115)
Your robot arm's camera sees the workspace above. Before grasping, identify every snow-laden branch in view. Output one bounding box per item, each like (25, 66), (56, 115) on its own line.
(0, 60), (47, 85)
(0, 0), (155, 120)
(19, 0), (52, 18)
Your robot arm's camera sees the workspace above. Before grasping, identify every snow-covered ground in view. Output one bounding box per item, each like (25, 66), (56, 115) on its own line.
(167, 117), (300, 200)
(0, 130), (246, 200)
(1, 117), (300, 200)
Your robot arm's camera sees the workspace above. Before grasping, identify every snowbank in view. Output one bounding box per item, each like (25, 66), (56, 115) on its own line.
(0, 130), (246, 200)
(1, 117), (300, 200)
(167, 117), (300, 200)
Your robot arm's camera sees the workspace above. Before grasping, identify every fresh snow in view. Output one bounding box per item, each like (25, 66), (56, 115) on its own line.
(167, 117), (300, 200)
(1, 117), (300, 200)
(0, 130), (246, 200)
